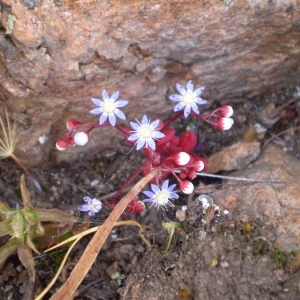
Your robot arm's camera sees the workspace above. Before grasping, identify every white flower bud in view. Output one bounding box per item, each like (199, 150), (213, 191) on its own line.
(74, 132), (89, 146)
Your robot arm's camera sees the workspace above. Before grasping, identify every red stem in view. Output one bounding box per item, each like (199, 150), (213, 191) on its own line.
(108, 163), (145, 206)
(161, 111), (183, 131)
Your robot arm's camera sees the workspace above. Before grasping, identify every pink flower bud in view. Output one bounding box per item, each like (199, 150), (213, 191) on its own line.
(176, 152), (191, 165)
(56, 138), (68, 151)
(68, 137), (76, 146)
(179, 171), (187, 179)
(165, 151), (191, 168)
(179, 180), (194, 194)
(66, 119), (81, 130)
(217, 117), (234, 130)
(219, 105), (233, 117)
(125, 198), (145, 214)
(74, 132), (89, 146)
(185, 155), (207, 172)
(187, 170), (197, 179)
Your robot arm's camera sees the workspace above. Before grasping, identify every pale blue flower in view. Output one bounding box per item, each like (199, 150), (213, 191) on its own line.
(169, 80), (206, 118)
(90, 89), (128, 126)
(80, 196), (102, 216)
(143, 180), (179, 210)
(128, 115), (165, 150)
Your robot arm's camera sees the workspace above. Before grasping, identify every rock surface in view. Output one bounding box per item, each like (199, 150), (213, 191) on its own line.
(0, 0), (299, 165)
(212, 144), (300, 252)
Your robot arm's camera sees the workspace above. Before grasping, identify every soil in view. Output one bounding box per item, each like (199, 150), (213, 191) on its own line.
(0, 86), (300, 300)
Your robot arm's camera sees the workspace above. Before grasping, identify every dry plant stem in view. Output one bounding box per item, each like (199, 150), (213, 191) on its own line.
(263, 125), (300, 148)
(49, 169), (158, 300)
(196, 172), (281, 182)
(36, 220), (149, 300)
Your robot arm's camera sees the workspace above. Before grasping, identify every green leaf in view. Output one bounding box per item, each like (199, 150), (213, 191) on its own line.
(0, 220), (12, 237)
(0, 201), (12, 216)
(35, 208), (77, 223)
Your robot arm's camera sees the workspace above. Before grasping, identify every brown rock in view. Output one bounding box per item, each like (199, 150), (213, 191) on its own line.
(207, 141), (261, 173)
(212, 144), (300, 252)
(0, 1), (299, 165)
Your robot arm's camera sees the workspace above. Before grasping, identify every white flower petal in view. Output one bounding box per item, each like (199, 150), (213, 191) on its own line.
(102, 89), (109, 99)
(80, 205), (90, 211)
(174, 102), (185, 112)
(99, 113), (108, 125)
(162, 180), (169, 190)
(115, 109), (126, 120)
(150, 119), (160, 129)
(115, 100), (129, 108)
(151, 184), (160, 193)
(195, 98), (207, 105)
(141, 115), (149, 124)
(169, 94), (181, 102)
(136, 139), (146, 150)
(130, 121), (139, 130)
(176, 83), (186, 94)
(147, 138), (156, 150)
(191, 103), (200, 114)
(186, 80), (193, 91)
(168, 183), (177, 192)
(153, 131), (165, 139)
(194, 87), (205, 96)
(111, 91), (119, 100)
(143, 191), (155, 198)
(170, 192), (179, 199)
(91, 98), (102, 106)
(184, 106), (192, 118)
(127, 133), (139, 141)
(90, 108), (101, 115)
(108, 114), (116, 126)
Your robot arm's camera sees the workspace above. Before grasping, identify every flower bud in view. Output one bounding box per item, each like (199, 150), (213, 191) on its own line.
(187, 170), (197, 179)
(74, 132), (89, 146)
(125, 200), (145, 214)
(66, 119), (81, 130)
(219, 105), (233, 118)
(166, 151), (191, 166)
(217, 117), (234, 130)
(179, 180), (194, 194)
(56, 138), (68, 151)
(179, 171), (187, 179)
(185, 155), (207, 172)
(176, 152), (191, 165)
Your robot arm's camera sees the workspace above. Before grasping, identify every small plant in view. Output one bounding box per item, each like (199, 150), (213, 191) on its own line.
(0, 175), (77, 283)
(50, 80), (234, 298)
(0, 109), (41, 190)
(56, 80), (234, 215)
(0, 109), (18, 160)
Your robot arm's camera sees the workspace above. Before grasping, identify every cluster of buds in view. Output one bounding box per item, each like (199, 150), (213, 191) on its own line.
(198, 105), (234, 130)
(56, 120), (98, 150)
(136, 127), (208, 195)
(56, 80), (234, 215)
